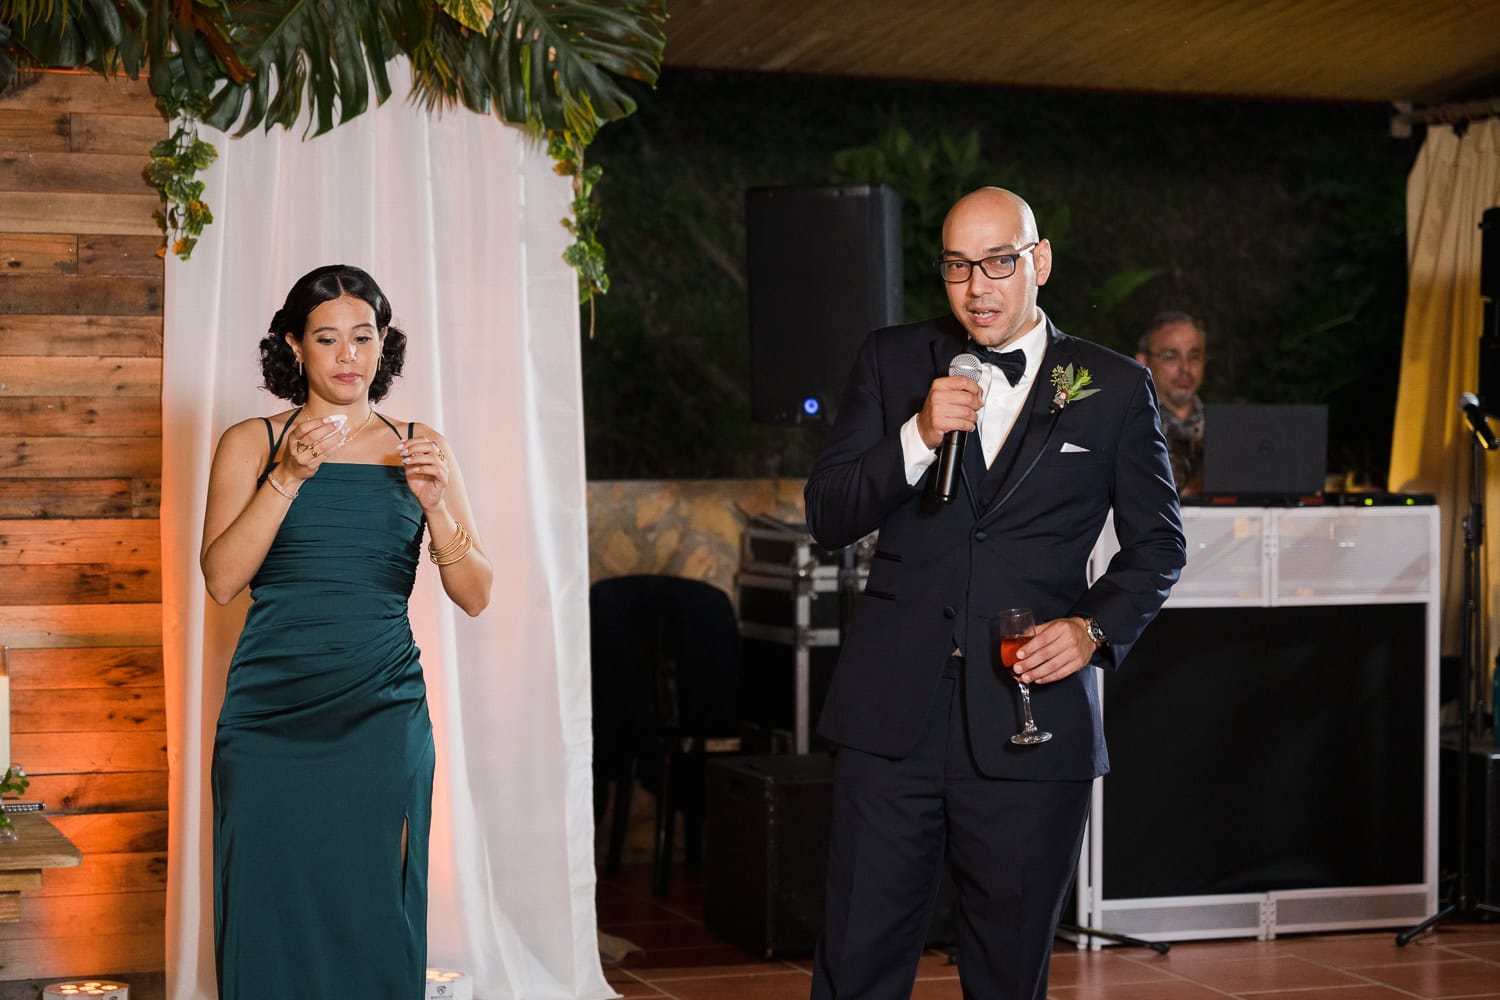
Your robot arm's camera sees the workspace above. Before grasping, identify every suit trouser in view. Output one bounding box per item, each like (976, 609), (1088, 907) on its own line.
(811, 657), (1091, 1000)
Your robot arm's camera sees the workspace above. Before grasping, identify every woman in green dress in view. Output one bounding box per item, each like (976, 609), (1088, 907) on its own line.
(200, 264), (492, 997)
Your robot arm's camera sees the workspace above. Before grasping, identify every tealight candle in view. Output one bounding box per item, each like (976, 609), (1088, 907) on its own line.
(43, 983), (127, 1000)
(424, 968), (473, 1000)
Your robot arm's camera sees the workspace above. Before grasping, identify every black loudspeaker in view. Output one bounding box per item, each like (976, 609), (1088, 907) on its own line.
(704, 753), (957, 958)
(1481, 206), (1500, 301)
(1480, 207), (1500, 409)
(1439, 738), (1500, 908)
(746, 185), (903, 425)
(705, 753), (834, 957)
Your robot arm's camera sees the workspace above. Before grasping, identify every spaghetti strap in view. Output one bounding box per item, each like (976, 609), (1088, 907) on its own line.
(375, 412), (405, 441)
(257, 407), (303, 485)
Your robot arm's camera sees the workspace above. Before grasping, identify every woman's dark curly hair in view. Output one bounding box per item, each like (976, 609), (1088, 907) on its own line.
(258, 264), (408, 404)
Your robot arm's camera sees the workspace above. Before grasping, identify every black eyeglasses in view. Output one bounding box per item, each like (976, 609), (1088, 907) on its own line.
(935, 241), (1040, 283)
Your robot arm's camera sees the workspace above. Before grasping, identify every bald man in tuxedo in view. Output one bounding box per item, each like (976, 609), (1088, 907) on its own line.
(805, 187), (1185, 999)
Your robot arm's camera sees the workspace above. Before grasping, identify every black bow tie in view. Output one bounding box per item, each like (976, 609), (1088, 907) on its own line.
(972, 345), (1026, 386)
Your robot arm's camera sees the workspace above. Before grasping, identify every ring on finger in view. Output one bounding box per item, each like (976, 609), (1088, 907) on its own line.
(295, 441), (310, 454)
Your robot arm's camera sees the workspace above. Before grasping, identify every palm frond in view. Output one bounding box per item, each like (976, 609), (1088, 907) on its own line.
(2, 0), (149, 79)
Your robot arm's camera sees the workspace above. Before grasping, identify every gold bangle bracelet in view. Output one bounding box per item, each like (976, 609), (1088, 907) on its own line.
(428, 526), (467, 559)
(265, 474), (299, 500)
(428, 524), (470, 563)
(432, 536), (472, 566)
(430, 526), (472, 566)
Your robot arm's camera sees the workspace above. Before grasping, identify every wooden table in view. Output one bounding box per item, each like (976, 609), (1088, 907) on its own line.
(0, 814), (81, 921)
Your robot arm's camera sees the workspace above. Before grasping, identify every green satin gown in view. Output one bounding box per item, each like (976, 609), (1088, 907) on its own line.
(213, 414), (433, 998)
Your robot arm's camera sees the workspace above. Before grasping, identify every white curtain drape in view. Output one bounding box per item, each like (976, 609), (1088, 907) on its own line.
(160, 66), (608, 999)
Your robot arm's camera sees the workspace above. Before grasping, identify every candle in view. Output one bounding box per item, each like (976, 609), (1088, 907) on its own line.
(424, 968), (473, 1000)
(43, 983), (127, 999)
(0, 645), (9, 776)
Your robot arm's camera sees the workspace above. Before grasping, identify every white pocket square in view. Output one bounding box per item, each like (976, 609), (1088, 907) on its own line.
(1060, 442), (1090, 453)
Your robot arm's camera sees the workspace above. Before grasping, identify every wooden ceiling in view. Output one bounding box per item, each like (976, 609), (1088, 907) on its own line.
(660, 0), (1500, 106)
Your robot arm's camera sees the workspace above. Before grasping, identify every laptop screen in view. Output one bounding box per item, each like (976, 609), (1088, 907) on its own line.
(1199, 404), (1328, 498)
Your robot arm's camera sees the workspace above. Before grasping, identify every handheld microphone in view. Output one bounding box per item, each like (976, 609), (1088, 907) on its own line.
(934, 353), (983, 503)
(1459, 392), (1498, 450)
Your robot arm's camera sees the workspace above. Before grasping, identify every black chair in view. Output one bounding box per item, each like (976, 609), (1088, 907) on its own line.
(590, 574), (742, 895)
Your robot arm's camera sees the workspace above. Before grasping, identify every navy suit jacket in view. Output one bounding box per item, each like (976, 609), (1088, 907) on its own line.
(805, 314), (1186, 780)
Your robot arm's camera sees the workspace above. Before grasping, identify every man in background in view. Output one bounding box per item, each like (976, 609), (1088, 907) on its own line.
(1136, 311), (1207, 496)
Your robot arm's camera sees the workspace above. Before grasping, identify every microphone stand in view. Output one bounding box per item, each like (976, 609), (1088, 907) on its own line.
(1397, 428), (1500, 944)
(1056, 917), (1170, 955)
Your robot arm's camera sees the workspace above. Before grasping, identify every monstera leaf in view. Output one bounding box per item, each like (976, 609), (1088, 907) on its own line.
(484, 0), (664, 138)
(197, 0), (664, 143)
(201, 0), (429, 135)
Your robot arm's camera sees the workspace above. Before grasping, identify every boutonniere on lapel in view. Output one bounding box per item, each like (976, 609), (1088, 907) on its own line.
(1049, 364), (1100, 414)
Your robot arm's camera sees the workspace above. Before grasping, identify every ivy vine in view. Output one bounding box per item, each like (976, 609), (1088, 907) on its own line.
(148, 96), (218, 260)
(551, 130), (607, 330)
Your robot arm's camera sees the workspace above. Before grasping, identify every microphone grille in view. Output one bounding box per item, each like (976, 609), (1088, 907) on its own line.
(1460, 392), (1481, 412)
(949, 353), (983, 383)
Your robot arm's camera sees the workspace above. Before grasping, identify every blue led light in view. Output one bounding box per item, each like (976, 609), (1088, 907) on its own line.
(802, 397), (821, 416)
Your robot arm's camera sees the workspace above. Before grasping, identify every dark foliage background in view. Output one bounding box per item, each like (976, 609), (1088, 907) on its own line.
(583, 69), (1413, 483)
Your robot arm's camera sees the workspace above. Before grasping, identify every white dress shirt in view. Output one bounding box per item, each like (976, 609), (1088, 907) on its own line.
(900, 312), (1050, 486)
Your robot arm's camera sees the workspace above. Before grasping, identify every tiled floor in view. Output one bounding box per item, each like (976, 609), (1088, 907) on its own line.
(598, 866), (1500, 999)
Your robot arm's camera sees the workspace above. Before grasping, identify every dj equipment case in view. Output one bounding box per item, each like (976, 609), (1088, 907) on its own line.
(735, 521), (869, 752)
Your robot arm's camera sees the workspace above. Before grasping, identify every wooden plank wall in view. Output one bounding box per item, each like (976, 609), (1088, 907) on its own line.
(0, 71), (167, 996)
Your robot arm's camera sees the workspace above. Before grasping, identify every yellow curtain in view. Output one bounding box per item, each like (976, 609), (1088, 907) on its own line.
(1389, 118), (1500, 698)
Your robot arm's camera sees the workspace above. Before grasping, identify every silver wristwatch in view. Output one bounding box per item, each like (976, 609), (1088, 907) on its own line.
(1084, 617), (1108, 648)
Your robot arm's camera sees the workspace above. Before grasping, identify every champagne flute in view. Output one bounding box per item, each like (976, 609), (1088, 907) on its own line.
(998, 608), (1052, 745)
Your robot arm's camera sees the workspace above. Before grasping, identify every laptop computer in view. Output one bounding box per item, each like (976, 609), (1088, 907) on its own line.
(1198, 404), (1328, 501)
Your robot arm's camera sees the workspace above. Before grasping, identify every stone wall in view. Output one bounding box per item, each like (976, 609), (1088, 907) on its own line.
(587, 478), (807, 600)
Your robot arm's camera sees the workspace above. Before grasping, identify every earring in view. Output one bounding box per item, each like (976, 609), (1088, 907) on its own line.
(296, 359), (303, 376)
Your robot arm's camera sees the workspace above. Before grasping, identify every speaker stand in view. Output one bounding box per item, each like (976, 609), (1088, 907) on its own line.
(1398, 433), (1500, 943)
(1057, 920), (1170, 954)
(941, 921), (1170, 967)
